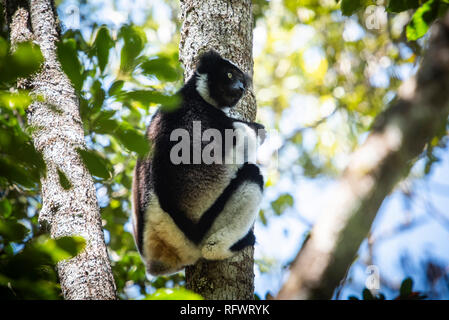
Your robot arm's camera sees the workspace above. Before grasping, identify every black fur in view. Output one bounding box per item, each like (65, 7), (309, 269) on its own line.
(133, 157), (151, 254)
(150, 76), (263, 244)
(230, 229), (256, 252)
(156, 162), (263, 245)
(196, 50), (251, 108)
(133, 50), (264, 258)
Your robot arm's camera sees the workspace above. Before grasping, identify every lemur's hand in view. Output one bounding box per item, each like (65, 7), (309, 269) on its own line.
(249, 122), (266, 145)
(232, 120), (266, 145)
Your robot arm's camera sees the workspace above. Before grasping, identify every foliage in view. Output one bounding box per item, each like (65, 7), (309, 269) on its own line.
(339, 0), (449, 40)
(146, 287), (203, 300)
(348, 277), (427, 300)
(0, 9), (186, 298)
(271, 193), (294, 215)
(257, 0), (413, 224)
(0, 37), (86, 299)
(253, 0), (449, 298)
(405, 0), (449, 40)
(55, 23), (185, 298)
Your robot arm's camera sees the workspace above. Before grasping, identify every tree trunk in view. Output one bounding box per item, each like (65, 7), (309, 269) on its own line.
(179, 0), (256, 299)
(277, 13), (449, 300)
(5, 0), (117, 300)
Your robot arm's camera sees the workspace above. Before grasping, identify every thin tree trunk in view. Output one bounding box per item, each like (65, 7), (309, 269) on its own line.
(5, 0), (117, 299)
(179, 0), (256, 299)
(277, 14), (449, 300)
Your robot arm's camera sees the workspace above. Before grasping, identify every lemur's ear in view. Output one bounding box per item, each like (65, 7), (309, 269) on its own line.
(197, 49), (223, 74)
(198, 49), (221, 61)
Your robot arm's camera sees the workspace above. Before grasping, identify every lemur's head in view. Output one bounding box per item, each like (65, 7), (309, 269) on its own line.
(195, 50), (250, 109)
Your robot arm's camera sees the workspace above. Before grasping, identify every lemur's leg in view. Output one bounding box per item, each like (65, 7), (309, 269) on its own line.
(201, 164), (263, 260)
(230, 228), (256, 252)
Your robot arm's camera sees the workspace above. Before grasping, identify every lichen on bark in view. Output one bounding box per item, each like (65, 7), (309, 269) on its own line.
(5, 0), (116, 300)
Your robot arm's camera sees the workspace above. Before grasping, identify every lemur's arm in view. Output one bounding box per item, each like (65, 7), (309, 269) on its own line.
(232, 118), (266, 145)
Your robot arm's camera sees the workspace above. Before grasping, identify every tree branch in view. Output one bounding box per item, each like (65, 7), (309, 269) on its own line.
(5, 0), (117, 299)
(277, 13), (449, 300)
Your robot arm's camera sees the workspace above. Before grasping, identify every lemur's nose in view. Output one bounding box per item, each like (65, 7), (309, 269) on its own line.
(237, 80), (245, 91)
(233, 79), (246, 92)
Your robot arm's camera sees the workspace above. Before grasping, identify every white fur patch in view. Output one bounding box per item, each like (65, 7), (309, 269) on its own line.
(226, 122), (258, 165)
(195, 72), (218, 107)
(141, 181), (261, 271)
(143, 193), (201, 274)
(201, 181), (262, 260)
(222, 107), (231, 117)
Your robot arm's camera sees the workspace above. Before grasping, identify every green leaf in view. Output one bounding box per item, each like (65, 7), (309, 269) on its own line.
(406, 0), (439, 41)
(57, 169), (72, 190)
(146, 288), (203, 300)
(53, 236), (86, 258)
(0, 41), (43, 83)
(259, 209), (267, 226)
(400, 277), (413, 297)
(92, 117), (120, 134)
(57, 38), (83, 91)
(114, 126), (150, 156)
(90, 80), (106, 113)
(108, 80), (125, 96)
(79, 96), (90, 122)
(77, 148), (112, 180)
(3, 243), (14, 255)
(0, 36), (7, 59)
(125, 90), (181, 110)
(0, 128), (46, 185)
(90, 109), (118, 134)
(284, 0), (302, 13)
(362, 288), (374, 300)
(62, 29), (89, 52)
(0, 199), (12, 218)
(0, 158), (35, 188)
(10, 42), (44, 78)
(118, 25), (146, 75)
(36, 235), (86, 262)
(0, 91), (32, 110)
(386, 0), (419, 13)
(93, 26), (114, 74)
(140, 57), (179, 82)
(271, 193), (294, 215)
(341, 0), (362, 16)
(0, 220), (29, 242)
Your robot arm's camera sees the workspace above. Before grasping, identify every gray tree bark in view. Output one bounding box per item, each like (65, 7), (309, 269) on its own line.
(5, 0), (117, 299)
(179, 0), (256, 299)
(277, 13), (449, 300)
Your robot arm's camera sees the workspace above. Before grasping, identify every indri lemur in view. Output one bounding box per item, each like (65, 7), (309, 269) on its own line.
(132, 50), (264, 275)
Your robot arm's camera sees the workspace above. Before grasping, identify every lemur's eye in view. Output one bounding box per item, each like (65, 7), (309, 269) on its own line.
(227, 72), (233, 79)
